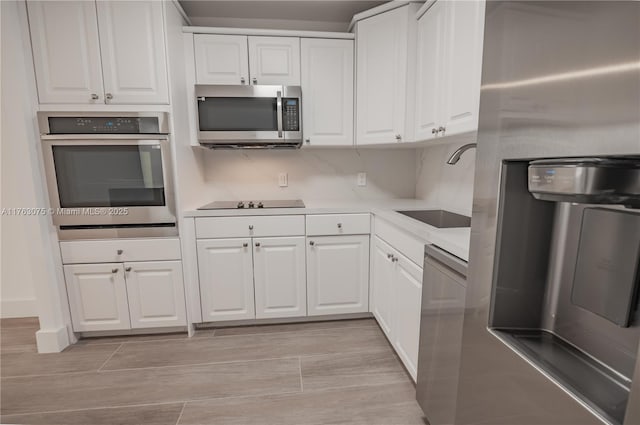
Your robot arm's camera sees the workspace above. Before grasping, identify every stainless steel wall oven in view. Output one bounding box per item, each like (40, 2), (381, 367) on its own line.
(38, 112), (176, 239)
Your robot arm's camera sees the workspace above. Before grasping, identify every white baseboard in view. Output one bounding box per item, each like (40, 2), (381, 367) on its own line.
(36, 326), (70, 353)
(1, 298), (38, 318)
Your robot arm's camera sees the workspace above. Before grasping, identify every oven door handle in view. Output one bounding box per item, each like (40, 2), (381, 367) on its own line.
(276, 90), (283, 138)
(40, 134), (169, 141)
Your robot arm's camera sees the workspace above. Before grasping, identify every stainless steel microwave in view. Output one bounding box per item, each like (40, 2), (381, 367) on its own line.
(195, 85), (302, 149)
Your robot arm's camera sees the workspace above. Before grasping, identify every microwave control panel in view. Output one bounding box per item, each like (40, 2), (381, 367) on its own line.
(282, 99), (300, 131)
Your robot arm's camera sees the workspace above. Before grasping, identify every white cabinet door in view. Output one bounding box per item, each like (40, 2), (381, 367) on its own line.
(440, 0), (486, 137)
(64, 263), (130, 332)
(356, 6), (409, 145)
(414, 1), (446, 141)
(125, 261), (187, 329)
(253, 237), (306, 319)
(27, 1), (104, 104)
(370, 237), (396, 337)
(392, 253), (423, 381)
(197, 238), (255, 321)
(307, 235), (369, 316)
(248, 36), (301, 85)
(96, 0), (169, 104)
(300, 38), (354, 147)
(194, 34), (249, 85)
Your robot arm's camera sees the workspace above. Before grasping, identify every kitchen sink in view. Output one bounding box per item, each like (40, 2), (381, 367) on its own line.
(395, 209), (471, 228)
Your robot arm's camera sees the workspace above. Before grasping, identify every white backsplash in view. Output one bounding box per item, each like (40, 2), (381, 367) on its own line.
(199, 148), (417, 204)
(415, 143), (476, 216)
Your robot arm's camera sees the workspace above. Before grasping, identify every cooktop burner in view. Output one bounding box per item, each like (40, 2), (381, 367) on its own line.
(198, 199), (305, 210)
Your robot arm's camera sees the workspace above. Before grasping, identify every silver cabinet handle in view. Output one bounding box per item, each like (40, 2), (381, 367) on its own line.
(249, 225), (254, 230)
(125, 267), (132, 272)
(392, 257), (399, 263)
(337, 223), (342, 229)
(276, 90), (283, 138)
(240, 77), (246, 84)
(91, 93), (99, 100)
(432, 128), (438, 134)
(252, 77), (257, 84)
(105, 93), (113, 101)
(255, 242), (261, 247)
(309, 241), (315, 246)
(117, 249), (123, 255)
(243, 243), (248, 248)
(111, 268), (118, 274)
(395, 134), (402, 141)
(387, 253), (393, 259)
(438, 126), (446, 133)
(305, 138), (310, 144)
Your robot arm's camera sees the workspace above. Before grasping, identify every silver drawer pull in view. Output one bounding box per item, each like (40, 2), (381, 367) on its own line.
(249, 225), (254, 230)
(255, 242), (261, 247)
(337, 223), (342, 229)
(125, 267), (132, 272)
(309, 241), (315, 246)
(111, 268), (118, 274)
(117, 249), (123, 255)
(243, 243), (248, 248)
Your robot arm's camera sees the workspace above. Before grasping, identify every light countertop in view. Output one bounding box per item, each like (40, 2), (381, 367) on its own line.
(184, 199), (471, 261)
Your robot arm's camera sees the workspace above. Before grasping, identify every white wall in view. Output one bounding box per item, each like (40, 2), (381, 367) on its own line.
(0, 0), (44, 318)
(193, 148), (417, 208)
(415, 142), (476, 216)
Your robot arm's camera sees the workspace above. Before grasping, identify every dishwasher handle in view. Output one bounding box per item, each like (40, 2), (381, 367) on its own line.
(425, 244), (468, 278)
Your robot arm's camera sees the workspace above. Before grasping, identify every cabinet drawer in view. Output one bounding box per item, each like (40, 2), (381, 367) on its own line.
(60, 238), (181, 264)
(374, 217), (425, 266)
(196, 215), (305, 239)
(306, 214), (370, 236)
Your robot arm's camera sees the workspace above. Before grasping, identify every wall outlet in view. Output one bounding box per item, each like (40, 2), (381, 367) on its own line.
(278, 172), (288, 187)
(357, 172), (367, 186)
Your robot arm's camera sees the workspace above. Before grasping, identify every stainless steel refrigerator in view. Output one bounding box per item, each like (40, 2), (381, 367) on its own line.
(429, 2), (640, 425)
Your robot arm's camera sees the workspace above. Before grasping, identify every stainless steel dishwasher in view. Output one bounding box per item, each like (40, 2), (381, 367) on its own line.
(416, 244), (468, 425)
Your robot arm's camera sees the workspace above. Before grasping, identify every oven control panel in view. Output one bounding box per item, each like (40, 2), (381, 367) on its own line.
(282, 99), (300, 131)
(47, 117), (161, 134)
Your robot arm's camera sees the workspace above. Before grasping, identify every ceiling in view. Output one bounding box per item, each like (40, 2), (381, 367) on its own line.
(179, 1), (387, 31)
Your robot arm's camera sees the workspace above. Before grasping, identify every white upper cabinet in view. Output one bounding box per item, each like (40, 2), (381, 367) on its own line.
(440, 0), (486, 136)
(26, 1), (104, 104)
(356, 5), (418, 145)
(248, 36), (301, 85)
(415, 0), (485, 141)
(300, 38), (354, 147)
(197, 238), (256, 322)
(64, 263), (131, 332)
(124, 261), (186, 329)
(253, 237), (306, 319)
(307, 235), (369, 316)
(194, 34), (249, 85)
(96, 1), (169, 104)
(27, 0), (169, 105)
(414, 1), (446, 141)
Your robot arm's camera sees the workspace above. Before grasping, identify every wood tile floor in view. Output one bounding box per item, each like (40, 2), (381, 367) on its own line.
(1, 317), (427, 425)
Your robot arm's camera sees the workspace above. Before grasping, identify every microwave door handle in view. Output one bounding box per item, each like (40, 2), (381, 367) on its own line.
(276, 90), (283, 138)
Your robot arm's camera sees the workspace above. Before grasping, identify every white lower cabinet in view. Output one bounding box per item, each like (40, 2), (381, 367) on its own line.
(253, 237), (306, 319)
(64, 260), (187, 332)
(125, 261), (187, 329)
(197, 238), (255, 322)
(371, 237), (396, 336)
(306, 235), (370, 316)
(64, 263), (131, 332)
(371, 236), (423, 381)
(392, 254), (423, 380)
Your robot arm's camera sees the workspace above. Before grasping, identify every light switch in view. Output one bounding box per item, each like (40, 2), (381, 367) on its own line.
(357, 172), (367, 186)
(278, 172), (288, 187)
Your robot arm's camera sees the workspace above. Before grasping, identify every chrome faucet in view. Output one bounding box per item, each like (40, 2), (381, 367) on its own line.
(447, 143), (477, 165)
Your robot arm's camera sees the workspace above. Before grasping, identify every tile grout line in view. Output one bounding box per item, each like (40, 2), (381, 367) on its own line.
(96, 343), (123, 372)
(175, 401), (187, 425)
